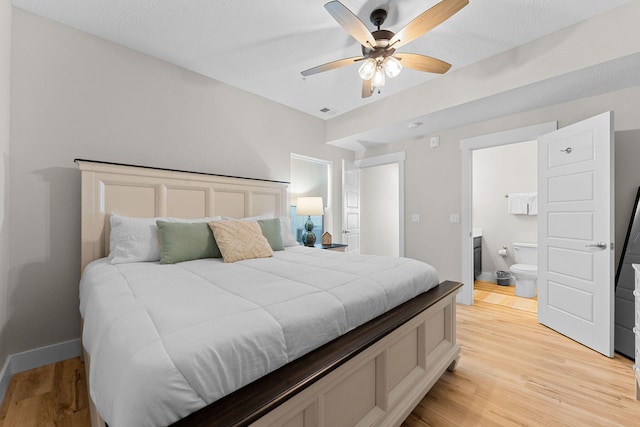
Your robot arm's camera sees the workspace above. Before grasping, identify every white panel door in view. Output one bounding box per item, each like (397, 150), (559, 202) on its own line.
(538, 111), (614, 357)
(342, 159), (361, 254)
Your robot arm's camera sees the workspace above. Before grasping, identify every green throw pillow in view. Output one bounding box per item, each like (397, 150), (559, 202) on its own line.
(257, 218), (284, 251)
(156, 221), (222, 264)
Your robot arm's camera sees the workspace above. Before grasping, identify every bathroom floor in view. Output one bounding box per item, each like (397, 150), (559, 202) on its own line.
(474, 280), (537, 313)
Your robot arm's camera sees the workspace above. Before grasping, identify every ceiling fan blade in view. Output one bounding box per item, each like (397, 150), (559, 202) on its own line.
(389, 0), (468, 50)
(395, 53), (451, 74)
(325, 1), (376, 49)
(362, 78), (373, 98)
(301, 56), (364, 77)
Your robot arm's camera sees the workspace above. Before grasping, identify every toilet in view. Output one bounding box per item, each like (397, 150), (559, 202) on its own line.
(510, 242), (537, 298)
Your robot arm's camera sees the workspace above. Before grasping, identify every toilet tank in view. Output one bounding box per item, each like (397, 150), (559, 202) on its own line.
(513, 242), (537, 265)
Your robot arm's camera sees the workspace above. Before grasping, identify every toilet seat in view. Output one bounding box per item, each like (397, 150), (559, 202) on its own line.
(510, 263), (536, 274)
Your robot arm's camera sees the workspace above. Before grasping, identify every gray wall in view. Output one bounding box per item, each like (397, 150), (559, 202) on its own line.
(0, 0), (11, 367)
(615, 129), (640, 268)
(8, 9), (352, 356)
(357, 85), (640, 283)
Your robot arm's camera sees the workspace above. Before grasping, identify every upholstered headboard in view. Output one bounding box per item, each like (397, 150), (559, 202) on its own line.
(76, 159), (289, 272)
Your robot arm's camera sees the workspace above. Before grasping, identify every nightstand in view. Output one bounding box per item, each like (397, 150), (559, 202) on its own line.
(315, 243), (348, 252)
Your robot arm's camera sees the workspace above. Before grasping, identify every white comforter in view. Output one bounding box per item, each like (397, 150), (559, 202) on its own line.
(79, 246), (439, 426)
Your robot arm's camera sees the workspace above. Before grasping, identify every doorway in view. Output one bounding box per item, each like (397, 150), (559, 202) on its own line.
(353, 151), (405, 257)
(290, 154), (332, 243)
(472, 141), (538, 313)
(461, 112), (615, 357)
(460, 122), (557, 305)
(361, 163), (399, 256)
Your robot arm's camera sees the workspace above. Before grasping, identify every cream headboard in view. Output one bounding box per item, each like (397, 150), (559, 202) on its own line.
(76, 159), (289, 272)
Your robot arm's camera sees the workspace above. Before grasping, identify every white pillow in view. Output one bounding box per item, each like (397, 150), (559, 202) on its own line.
(278, 216), (299, 247)
(109, 213), (222, 264)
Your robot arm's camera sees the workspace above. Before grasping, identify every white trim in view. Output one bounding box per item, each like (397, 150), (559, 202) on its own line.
(0, 338), (81, 402)
(460, 122), (557, 150)
(290, 152), (331, 165)
(355, 151), (406, 168)
(460, 147), (474, 305)
(459, 122), (557, 305)
(355, 151), (406, 257)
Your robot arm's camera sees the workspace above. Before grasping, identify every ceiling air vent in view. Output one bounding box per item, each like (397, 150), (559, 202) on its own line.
(320, 107), (331, 113)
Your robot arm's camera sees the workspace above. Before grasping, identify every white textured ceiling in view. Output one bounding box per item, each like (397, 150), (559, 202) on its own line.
(11, 0), (637, 149)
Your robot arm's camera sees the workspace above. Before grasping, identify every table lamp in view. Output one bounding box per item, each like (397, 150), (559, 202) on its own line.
(296, 197), (323, 247)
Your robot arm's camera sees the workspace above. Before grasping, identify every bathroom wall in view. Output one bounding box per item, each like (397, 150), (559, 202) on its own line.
(473, 141), (537, 282)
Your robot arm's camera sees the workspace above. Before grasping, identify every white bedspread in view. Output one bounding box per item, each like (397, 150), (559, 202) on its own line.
(79, 246), (439, 426)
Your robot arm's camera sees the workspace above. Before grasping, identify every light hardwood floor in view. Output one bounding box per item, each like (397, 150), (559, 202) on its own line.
(2, 298), (639, 426)
(0, 357), (89, 426)
(474, 280), (538, 313)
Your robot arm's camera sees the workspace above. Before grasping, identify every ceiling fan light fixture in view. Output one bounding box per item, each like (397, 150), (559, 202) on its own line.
(372, 65), (386, 88)
(382, 56), (402, 78)
(304, 0), (468, 98)
(358, 58), (377, 80)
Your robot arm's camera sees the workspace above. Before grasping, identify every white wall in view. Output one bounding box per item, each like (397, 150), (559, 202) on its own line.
(357, 84), (640, 283)
(360, 163), (399, 257)
(473, 141), (537, 278)
(8, 8), (353, 356)
(0, 0), (11, 368)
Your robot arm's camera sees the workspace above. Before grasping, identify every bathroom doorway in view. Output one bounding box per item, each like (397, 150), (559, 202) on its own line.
(459, 122), (557, 306)
(472, 141), (538, 313)
(461, 113), (615, 357)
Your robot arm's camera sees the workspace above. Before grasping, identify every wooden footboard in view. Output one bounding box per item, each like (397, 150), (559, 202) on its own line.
(171, 280), (462, 427)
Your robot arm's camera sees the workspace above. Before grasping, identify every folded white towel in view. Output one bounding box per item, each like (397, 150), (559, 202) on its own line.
(527, 194), (538, 215)
(508, 193), (529, 215)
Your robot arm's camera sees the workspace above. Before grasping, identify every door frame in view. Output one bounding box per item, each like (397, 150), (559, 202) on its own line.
(459, 122), (557, 305)
(355, 151), (406, 257)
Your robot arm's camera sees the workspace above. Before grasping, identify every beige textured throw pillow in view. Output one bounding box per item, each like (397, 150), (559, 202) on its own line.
(208, 220), (273, 263)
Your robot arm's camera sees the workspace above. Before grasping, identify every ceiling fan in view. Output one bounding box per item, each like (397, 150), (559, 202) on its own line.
(301, 0), (469, 98)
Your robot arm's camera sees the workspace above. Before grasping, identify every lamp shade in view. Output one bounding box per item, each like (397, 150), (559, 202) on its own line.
(296, 197), (323, 216)
(382, 56), (402, 78)
(371, 65), (386, 88)
(358, 58), (377, 80)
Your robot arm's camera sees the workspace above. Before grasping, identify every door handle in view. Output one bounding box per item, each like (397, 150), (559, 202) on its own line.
(342, 230), (351, 234)
(585, 242), (607, 250)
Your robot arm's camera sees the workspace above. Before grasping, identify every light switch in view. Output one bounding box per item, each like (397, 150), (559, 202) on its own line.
(430, 136), (440, 148)
(450, 213), (460, 223)
(412, 214), (420, 223)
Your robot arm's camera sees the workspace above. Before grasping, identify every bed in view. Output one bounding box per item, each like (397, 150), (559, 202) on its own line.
(76, 159), (462, 427)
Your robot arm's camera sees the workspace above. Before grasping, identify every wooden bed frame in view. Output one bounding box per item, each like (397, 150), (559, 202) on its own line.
(76, 159), (461, 427)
